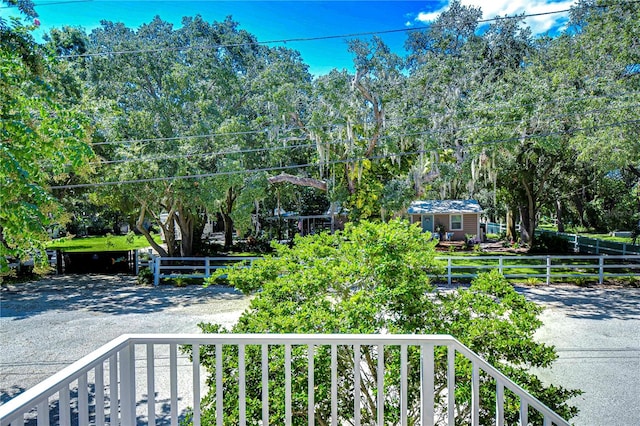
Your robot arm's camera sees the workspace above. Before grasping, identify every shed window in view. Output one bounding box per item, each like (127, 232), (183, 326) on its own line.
(450, 214), (463, 231)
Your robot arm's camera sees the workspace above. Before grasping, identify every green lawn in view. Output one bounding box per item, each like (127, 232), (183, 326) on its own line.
(47, 234), (162, 252)
(538, 224), (634, 243)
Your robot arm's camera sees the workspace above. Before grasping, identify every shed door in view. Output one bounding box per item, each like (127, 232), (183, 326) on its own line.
(421, 215), (434, 233)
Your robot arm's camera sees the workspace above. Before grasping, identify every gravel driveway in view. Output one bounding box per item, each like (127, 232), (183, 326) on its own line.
(1, 275), (639, 426)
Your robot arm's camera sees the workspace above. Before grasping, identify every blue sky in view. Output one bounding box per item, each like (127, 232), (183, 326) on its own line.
(2, 0), (577, 75)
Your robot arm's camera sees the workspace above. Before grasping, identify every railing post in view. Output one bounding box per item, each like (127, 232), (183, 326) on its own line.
(599, 256), (604, 285)
(447, 258), (452, 285)
(154, 256), (160, 286)
(499, 257), (503, 275)
(205, 258), (211, 278)
(120, 343), (136, 426)
(596, 239), (600, 255)
(622, 243), (627, 256)
(574, 234), (578, 253)
(546, 256), (551, 285)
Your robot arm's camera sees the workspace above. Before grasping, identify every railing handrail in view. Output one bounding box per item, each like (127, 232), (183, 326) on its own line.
(1, 333), (570, 426)
(0, 335), (131, 422)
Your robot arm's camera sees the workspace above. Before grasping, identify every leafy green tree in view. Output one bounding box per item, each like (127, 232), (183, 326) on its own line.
(1, 5), (94, 273)
(191, 220), (579, 424)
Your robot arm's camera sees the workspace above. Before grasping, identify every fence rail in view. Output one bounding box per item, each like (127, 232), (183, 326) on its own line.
(485, 223), (640, 255)
(152, 256), (260, 286)
(436, 254), (640, 285)
(0, 334), (570, 426)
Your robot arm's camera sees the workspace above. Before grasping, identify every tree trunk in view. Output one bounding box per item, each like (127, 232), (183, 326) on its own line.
(221, 187), (237, 249)
(136, 203), (168, 257)
(556, 199), (565, 233)
(506, 209), (516, 241)
(267, 174), (327, 191)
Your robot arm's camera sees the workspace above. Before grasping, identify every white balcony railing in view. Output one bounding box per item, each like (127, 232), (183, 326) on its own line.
(0, 334), (570, 426)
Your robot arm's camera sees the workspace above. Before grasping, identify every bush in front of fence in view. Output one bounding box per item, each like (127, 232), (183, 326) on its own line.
(192, 220), (580, 424)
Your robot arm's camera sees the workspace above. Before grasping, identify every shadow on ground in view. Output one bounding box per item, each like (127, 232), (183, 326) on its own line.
(516, 285), (640, 321)
(0, 274), (244, 320)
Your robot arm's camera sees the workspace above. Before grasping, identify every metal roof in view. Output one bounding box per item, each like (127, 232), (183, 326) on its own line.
(407, 199), (483, 214)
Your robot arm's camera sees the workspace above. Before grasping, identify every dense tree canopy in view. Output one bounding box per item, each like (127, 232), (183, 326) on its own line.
(1, 0), (638, 258)
(1, 2), (94, 272)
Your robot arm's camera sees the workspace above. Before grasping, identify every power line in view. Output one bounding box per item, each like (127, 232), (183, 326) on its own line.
(51, 118), (640, 189)
(89, 90), (640, 148)
(56, 1), (640, 59)
(91, 102), (640, 167)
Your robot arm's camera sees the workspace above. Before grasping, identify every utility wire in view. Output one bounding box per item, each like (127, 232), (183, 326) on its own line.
(56, 1), (640, 59)
(90, 91), (640, 148)
(92, 102), (640, 167)
(51, 118), (640, 189)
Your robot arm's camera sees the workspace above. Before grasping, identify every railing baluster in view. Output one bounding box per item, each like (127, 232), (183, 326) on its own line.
(108, 354), (118, 426)
(447, 346), (455, 426)
(331, 344), (337, 426)
(95, 363), (105, 426)
(78, 373), (89, 425)
(120, 344), (136, 426)
(239, 344), (246, 426)
(37, 399), (49, 426)
(59, 385), (70, 425)
(285, 344), (292, 426)
(147, 343), (155, 425)
(520, 398), (528, 426)
(354, 344), (361, 426)
(215, 344), (223, 426)
(308, 344), (315, 426)
(192, 343), (201, 426)
(262, 344), (269, 425)
(377, 344), (384, 425)
(400, 345), (407, 426)
(170, 343), (178, 426)
(496, 381), (504, 426)
(471, 361), (479, 426)
(421, 344), (434, 426)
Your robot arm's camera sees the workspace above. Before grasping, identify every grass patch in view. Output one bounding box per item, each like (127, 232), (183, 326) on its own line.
(47, 233), (162, 252)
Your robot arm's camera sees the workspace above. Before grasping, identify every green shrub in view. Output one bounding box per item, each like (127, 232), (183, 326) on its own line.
(188, 220), (580, 425)
(137, 267), (153, 285)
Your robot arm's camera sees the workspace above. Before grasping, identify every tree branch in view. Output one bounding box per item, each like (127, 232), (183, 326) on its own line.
(267, 173), (327, 191)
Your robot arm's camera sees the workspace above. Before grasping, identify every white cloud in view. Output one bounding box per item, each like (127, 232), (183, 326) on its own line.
(415, 0), (578, 35)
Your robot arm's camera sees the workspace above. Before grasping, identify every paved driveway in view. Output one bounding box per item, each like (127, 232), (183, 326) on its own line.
(520, 285), (640, 426)
(0, 274), (251, 405)
(1, 276), (639, 425)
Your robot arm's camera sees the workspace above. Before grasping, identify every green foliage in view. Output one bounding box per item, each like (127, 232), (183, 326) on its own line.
(193, 221), (579, 424)
(0, 20), (94, 273)
(137, 267), (153, 286)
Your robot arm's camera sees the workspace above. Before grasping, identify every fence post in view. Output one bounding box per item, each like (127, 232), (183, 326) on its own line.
(205, 258), (211, 278)
(134, 249), (139, 275)
(598, 256), (604, 285)
(595, 240), (600, 255)
(447, 258), (452, 285)
(574, 234), (579, 253)
(622, 243), (627, 256)
(154, 256), (161, 286)
(498, 257), (503, 275)
(546, 256), (551, 285)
